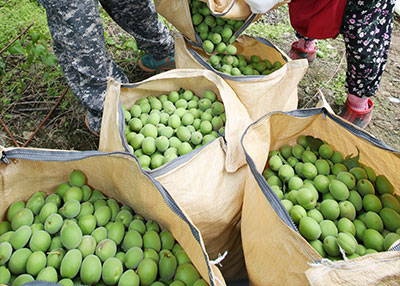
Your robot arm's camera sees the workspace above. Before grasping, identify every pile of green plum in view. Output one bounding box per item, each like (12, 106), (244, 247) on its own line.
(0, 170), (207, 286)
(122, 89), (226, 170)
(189, 0), (284, 76)
(263, 135), (400, 260)
(207, 53), (283, 76)
(190, 0), (243, 54)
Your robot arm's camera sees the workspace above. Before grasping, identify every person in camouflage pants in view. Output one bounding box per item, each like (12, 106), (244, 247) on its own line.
(38, 0), (175, 134)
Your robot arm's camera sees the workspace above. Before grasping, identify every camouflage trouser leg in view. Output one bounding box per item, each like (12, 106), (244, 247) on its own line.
(99, 0), (174, 60)
(38, 0), (129, 132)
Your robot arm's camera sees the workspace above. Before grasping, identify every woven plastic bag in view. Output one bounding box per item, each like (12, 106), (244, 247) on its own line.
(99, 69), (253, 280)
(0, 147), (226, 286)
(240, 107), (400, 285)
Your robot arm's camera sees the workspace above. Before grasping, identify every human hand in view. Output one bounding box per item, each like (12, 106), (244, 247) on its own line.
(244, 0), (287, 14)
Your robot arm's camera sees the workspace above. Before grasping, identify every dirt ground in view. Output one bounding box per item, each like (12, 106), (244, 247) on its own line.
(0, 12), (399, 152)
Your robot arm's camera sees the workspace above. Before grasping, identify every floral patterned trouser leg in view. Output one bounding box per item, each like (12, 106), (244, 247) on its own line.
(342, 0), (396, 97)
(295, 0), (396, 98)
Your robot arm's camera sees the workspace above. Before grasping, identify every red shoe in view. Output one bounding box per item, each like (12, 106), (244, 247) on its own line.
(338, 98), (374, 128)
(288, 41), (317, 63)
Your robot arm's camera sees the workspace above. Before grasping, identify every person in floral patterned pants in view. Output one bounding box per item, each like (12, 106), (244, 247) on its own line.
(287, 0), (396, 128)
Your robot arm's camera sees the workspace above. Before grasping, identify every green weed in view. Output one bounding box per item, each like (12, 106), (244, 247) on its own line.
(0, 0), (66, 116)
(245, 5), (294, 42)
(0, 0), (50, 42)
(99, 6), (141, 62)
(318, 71), (347, 105)
(246, 20), (294, 42)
